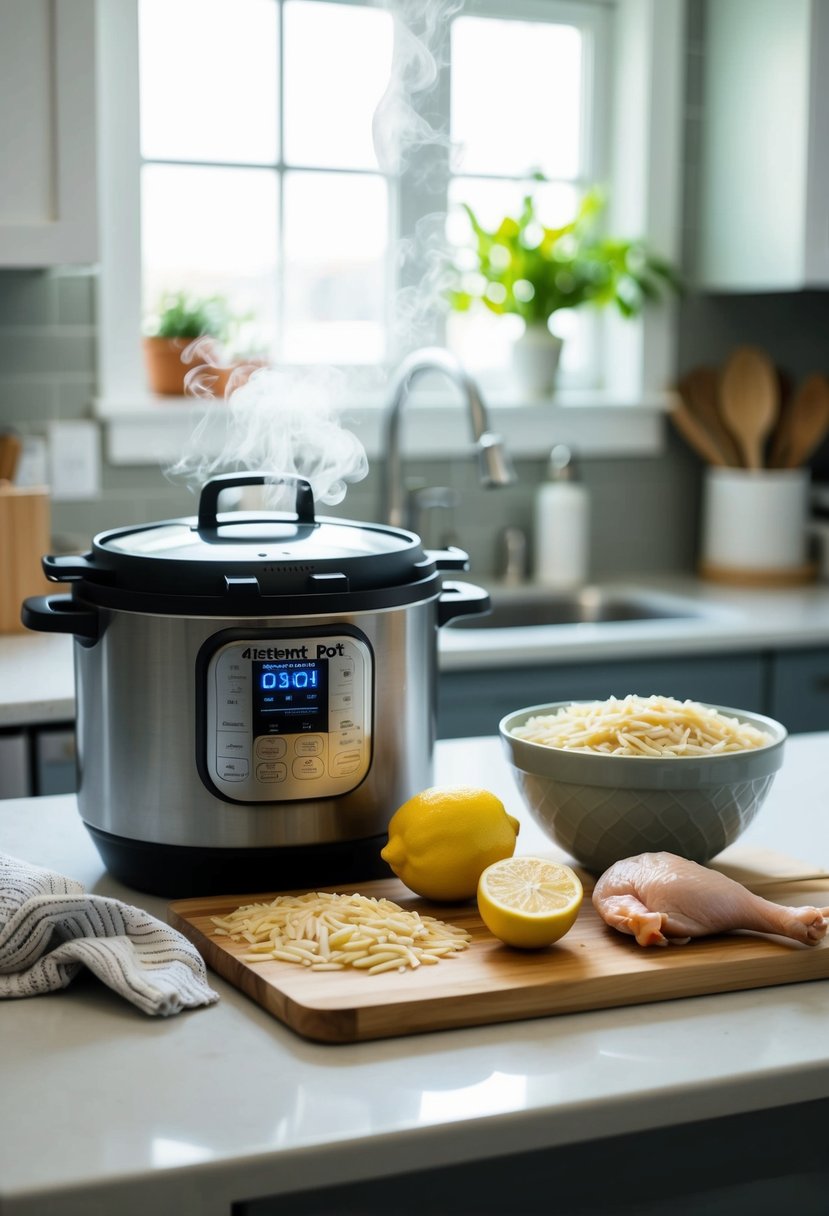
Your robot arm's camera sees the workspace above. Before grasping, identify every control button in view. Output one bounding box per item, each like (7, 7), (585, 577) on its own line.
(336, 730), (362, 750)
(292, 756), (325, 780)
(330, 716), (356, 732)
(331, 751), (362, 777)
(217, 731), (249, 756)
(256, 736), (287, 760)
(331, 692), (354, 711)
(220, 668), (249, 687)
(332, 663), (355, 685)
(294, 735), (324, 756)
(219, 716), (250, 732)
(256, 761), (287, 783)
(218, 757), (249, 780)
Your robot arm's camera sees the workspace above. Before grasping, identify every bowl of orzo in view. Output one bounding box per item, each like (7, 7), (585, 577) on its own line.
(499, 694), (787, 873)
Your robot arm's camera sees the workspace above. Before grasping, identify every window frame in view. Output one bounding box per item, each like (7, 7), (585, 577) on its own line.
(95, 0), (686, 464)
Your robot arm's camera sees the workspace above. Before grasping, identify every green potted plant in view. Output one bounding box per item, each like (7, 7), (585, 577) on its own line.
(445, 186), (681, 397)
(143, 291), (237, 397)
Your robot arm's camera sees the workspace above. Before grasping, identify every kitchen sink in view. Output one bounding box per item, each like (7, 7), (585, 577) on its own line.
(448, 586), (712, 631)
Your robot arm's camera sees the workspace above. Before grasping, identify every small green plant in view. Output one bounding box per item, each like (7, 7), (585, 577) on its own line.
(145, 290), (234, 342)
(445, 187), (681, 327)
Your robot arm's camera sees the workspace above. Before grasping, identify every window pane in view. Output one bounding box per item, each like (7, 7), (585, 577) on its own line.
(284, 2), (393, 170)
(139, 0), (278, 165)
(446, 177), (593, 384)
(447, 176), (580, 246)
(283, 172), (387, 363)
(451, 16), (583, 179)
(142, 164), (278, 355)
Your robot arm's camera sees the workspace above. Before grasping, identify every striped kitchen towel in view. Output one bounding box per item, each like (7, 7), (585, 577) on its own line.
(0, 853), (219, 1016)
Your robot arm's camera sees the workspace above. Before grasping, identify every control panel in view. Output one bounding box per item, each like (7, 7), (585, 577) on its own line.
(203, 632), (373, 801)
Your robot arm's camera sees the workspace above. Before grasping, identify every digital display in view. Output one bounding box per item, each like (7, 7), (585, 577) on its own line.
(253, 659), (328, 735)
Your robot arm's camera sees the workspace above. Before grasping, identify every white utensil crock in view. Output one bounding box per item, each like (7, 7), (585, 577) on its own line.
(701, 467), (809, 572)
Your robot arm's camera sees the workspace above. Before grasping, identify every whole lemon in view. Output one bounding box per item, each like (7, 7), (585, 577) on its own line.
(381, 785), (520, 902)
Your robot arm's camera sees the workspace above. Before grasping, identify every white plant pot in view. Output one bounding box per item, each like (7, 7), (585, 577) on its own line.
(511, 327), (564, 401)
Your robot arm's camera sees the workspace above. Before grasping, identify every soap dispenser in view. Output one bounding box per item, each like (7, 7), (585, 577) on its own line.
(533, 444), (590, 588)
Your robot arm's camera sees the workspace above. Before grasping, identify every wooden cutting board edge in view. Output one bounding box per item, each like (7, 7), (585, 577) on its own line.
(168, 875), (829, 1045)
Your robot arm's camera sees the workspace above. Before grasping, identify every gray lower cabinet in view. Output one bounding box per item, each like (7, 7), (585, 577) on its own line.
(768, 649), (829, 735)
(438, 653), (767, 740)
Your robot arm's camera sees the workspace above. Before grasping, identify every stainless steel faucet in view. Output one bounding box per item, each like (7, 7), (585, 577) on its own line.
(380, 347), (516, 529)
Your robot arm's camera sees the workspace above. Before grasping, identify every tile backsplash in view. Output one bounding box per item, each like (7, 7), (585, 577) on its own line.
(0, 264), (705, 578)
(3, 259), (829, 581)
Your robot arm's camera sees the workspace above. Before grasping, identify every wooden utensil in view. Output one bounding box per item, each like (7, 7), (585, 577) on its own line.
(668, 394), (729, 466)
(0, 433), (22, 483)
(770, 373), (829, 469)
(678, 366), (742, 466)
(0, 485), (52, 633)
(718, 346), (780, 470)
(0, 435), (13, 481)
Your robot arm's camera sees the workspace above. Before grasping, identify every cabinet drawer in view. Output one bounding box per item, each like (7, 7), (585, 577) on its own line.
(769, 650), (829, 735)
(0, 731), (31, 798)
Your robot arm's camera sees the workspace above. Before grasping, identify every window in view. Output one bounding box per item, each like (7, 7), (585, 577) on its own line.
(446, 6), (606, 386)
(97, 0), (684, 432)
(136, 0), (607, 384)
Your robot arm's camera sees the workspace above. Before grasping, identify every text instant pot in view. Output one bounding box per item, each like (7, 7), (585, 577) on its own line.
(241, 643), (346, 661)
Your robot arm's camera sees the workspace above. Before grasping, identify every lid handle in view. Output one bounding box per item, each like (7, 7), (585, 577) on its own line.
(197, 473), (316, 531)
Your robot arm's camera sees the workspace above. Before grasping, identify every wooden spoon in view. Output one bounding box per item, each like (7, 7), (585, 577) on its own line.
(718, 346), (780, 470)
(770, 373), (829, 469)
(0, 434), (16, 482)
(678, 366), (742, 466)
(668, 394), (728, 467)
(0, 433), (22, 483)
(769, 374), (816, 467)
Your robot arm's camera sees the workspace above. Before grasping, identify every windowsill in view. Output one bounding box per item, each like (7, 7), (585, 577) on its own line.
(95, 389), (672, 466)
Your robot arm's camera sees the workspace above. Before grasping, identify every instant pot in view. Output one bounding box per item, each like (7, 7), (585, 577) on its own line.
(22, 472), (489, 896)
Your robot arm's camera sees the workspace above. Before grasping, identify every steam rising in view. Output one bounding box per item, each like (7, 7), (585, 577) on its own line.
(171, 364), (369, 510)
(377, 0), (463, 356)
(372, 0), (462, 176)
(170, 0), (461, 509)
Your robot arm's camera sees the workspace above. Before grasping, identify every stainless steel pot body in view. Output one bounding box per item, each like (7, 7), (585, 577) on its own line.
(75, 596), (438, 849)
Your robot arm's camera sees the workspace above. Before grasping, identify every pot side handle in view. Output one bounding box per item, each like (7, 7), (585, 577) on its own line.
(21, 594), (99, 642)
(197, 472), (316, 530)
(422, 545), (470, 572)
(42, 552), (99, 581)
(437, 580), (491, 628)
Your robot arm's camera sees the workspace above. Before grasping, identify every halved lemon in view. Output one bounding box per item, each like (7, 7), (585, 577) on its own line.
(477, 856), (583, 949)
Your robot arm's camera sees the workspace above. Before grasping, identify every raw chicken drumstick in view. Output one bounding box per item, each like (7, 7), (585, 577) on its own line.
(592, 852), (829, 948)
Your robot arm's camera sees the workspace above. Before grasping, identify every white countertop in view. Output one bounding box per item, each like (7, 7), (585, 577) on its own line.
(2, 732), (829, 1216)
(4, 576), (829, 726)
(0, 632), (75, 725)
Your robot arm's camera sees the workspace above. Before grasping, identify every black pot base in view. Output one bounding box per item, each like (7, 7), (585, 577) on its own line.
(86, 824), (394, 898)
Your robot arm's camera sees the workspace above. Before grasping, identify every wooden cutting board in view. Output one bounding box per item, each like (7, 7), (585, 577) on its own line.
(168, 867), (829, 1044)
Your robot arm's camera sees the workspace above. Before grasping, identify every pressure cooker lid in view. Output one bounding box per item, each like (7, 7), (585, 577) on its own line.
(55, 473), (439, 597)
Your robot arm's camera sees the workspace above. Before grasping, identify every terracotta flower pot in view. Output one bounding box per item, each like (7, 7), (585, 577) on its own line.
(143, 336), (208, 397)
(144, 338), (266, 400)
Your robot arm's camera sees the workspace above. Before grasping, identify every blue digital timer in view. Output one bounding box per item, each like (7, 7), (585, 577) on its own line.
(253, 659), (328, 734)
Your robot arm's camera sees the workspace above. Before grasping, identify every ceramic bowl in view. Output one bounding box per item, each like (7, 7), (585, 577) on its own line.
(499, 701), (787, 875)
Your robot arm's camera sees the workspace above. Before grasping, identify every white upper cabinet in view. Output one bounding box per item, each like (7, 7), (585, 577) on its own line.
(697, 0), (829, 290)
(0, 0), (97, 267)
